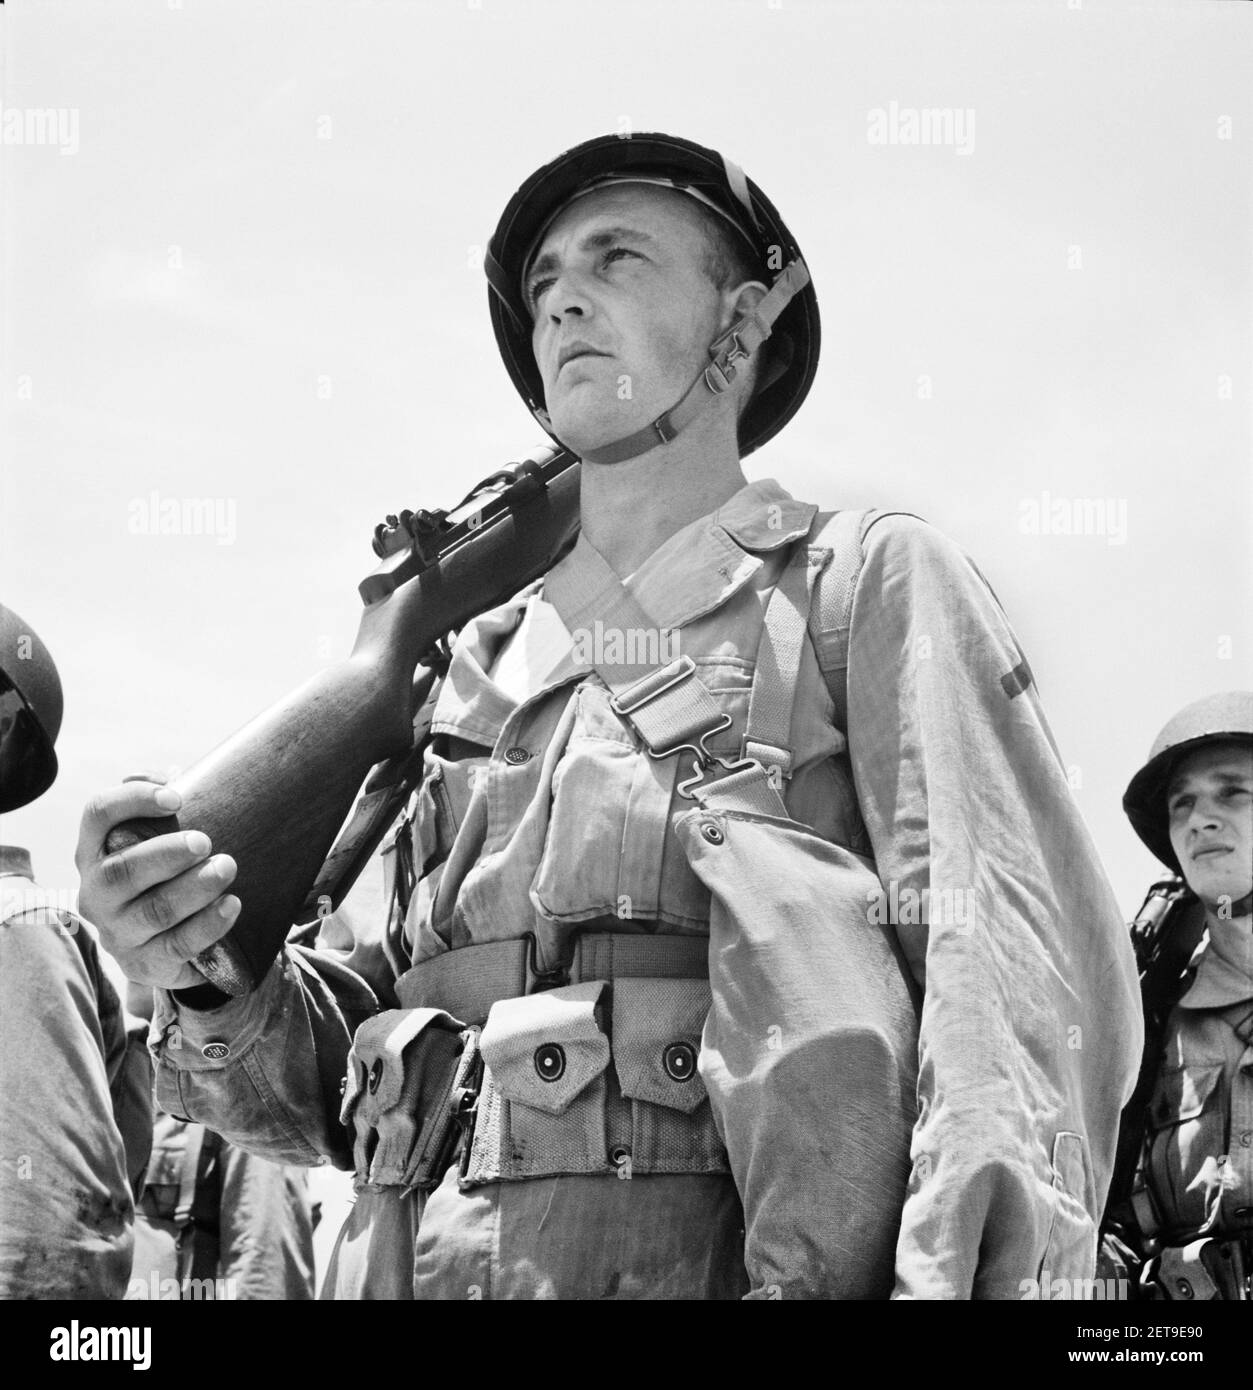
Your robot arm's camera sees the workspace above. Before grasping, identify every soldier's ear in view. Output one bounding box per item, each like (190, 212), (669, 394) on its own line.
(720, 279), (768, 334)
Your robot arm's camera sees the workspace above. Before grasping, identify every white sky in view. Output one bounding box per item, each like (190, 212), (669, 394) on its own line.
(1, 0), (1250, 920)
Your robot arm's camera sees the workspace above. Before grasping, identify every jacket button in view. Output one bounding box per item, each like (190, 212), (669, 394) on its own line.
(700, 820), (725, 845)
(367, 1058), (383, 1093)
(1175, 1278), (1194, 1299)
(201, 1041), (230, 1061)
(534, 1043), (565, 1081)
(663, 1041), (697, 1082)
(504, 747), (532, 766)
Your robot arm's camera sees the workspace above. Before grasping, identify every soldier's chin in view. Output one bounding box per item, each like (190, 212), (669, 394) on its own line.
(548, 400), (647, 462)
(1188, 864), (1253, 917)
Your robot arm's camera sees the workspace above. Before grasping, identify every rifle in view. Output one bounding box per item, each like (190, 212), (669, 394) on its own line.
(1103, 876), (1208, 1228)
(104, 443), (581, 997)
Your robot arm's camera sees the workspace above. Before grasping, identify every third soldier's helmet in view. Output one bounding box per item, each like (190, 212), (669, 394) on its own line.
(0, 604), (63, 812)
(485, 132), (820, 462)
(1122, 691), (1253, 873)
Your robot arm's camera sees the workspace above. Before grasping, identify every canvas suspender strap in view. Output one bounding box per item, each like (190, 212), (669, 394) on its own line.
(804, 507), (915, 732)
(691, 545), (816, 818)
(741, 540), (814, 780)
(544, 542), (736, 780)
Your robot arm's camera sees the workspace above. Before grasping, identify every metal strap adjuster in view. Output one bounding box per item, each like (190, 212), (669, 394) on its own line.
(610, 655), (700, 719)
(608, 656), (751, 798)
(704, 330), (750, 396)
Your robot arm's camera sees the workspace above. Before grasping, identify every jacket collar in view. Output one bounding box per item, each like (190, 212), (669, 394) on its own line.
(547, 477), (816, 635)
(432, 478), (817, 742)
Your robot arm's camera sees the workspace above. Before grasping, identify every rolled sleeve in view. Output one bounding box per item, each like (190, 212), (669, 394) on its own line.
(846, 514), (1142, 1298)
(152, 945), (379, 1170)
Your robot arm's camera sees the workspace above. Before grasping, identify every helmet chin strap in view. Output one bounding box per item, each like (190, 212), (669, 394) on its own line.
(1226, 889), (1253, 919)
(533, 259), (810, 467)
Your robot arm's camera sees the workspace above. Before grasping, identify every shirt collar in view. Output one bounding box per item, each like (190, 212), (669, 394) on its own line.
(1178, 916), (1253, 1010)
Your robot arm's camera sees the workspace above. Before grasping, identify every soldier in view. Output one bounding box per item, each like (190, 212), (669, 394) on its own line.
(0, 604), (151, 1298)
(125, 983), (318, 1301)
(77, 133), (1140, 1299)
(1109, 692), (1253, 1300)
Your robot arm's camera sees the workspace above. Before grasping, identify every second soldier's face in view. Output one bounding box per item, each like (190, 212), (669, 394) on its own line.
(524, 185), (731, 457)
(1167, 743), (1253, 913)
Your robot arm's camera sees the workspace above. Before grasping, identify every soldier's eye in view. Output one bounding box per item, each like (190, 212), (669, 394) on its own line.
(527, 276), (555, 309)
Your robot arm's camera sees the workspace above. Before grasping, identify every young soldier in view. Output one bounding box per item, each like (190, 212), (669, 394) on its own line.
(1109, 692), (1253, 1300)
(76, 133), (1140, 1299)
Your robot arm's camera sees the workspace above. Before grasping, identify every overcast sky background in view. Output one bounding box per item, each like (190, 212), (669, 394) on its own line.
(1, 0), (1249, 922)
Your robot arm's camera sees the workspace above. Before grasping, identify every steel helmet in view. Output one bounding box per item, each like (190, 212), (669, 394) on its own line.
(1123, 690), (1253, 873)
(485, 132), (820, 463)
(0, 604), (63, 812)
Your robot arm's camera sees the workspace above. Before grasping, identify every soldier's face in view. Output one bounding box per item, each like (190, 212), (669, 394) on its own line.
(525, 185), (729, 457)
(1166, 743), (1253, 913)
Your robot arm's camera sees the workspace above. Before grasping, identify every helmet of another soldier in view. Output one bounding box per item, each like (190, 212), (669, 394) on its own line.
(0, 604), (64, 812)
(1123, 691), (1253, 877)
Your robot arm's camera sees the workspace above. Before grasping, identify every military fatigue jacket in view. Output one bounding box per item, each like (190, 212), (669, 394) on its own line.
(151, 477), (1142, 1298)
(1141, 916), (1253, 1243)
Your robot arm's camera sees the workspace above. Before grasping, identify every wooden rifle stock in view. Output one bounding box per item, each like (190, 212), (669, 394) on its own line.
(105, 444), (580, 996)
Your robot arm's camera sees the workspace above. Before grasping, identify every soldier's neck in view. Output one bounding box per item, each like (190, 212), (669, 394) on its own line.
(577, 428), (747, 578)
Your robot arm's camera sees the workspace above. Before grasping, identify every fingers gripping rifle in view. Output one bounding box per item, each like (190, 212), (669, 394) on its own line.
(105, 444), (580, 997)
(1103, 877), (1208, 1231)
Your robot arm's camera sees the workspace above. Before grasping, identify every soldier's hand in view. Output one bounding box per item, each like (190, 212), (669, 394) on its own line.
(75, 780), (239, 990)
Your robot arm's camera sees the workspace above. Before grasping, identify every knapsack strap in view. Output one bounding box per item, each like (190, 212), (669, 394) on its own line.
(740, 539), (814, 780)
(806, 508), (922, 730)
(546, 514), (843, 812)
(174, 1123), (207, 1229)
(545, 540), (736, 783)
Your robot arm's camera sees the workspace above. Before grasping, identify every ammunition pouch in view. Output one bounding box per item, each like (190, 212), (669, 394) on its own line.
(384, 931), (727, 1188)
(1140, 1237), (1249, 1301)
(339, 1007), (481, 1192)
(461, 975), (727, 1185)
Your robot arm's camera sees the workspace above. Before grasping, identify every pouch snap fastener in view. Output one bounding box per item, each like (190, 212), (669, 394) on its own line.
(663, 1041), (697, 1082)
(700, 821), (724, 845)
(367, 1058), (384, 1093)
(534, 1043), (565, 1081)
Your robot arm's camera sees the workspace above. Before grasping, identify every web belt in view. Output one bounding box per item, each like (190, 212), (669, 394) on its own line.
(396, 930), (709, 1025)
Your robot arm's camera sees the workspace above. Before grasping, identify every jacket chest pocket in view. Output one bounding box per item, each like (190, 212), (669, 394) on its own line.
(407, 743), (487, 932)
(529, 675), (748, 928)
(1145, 1062), (1228, 1237)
